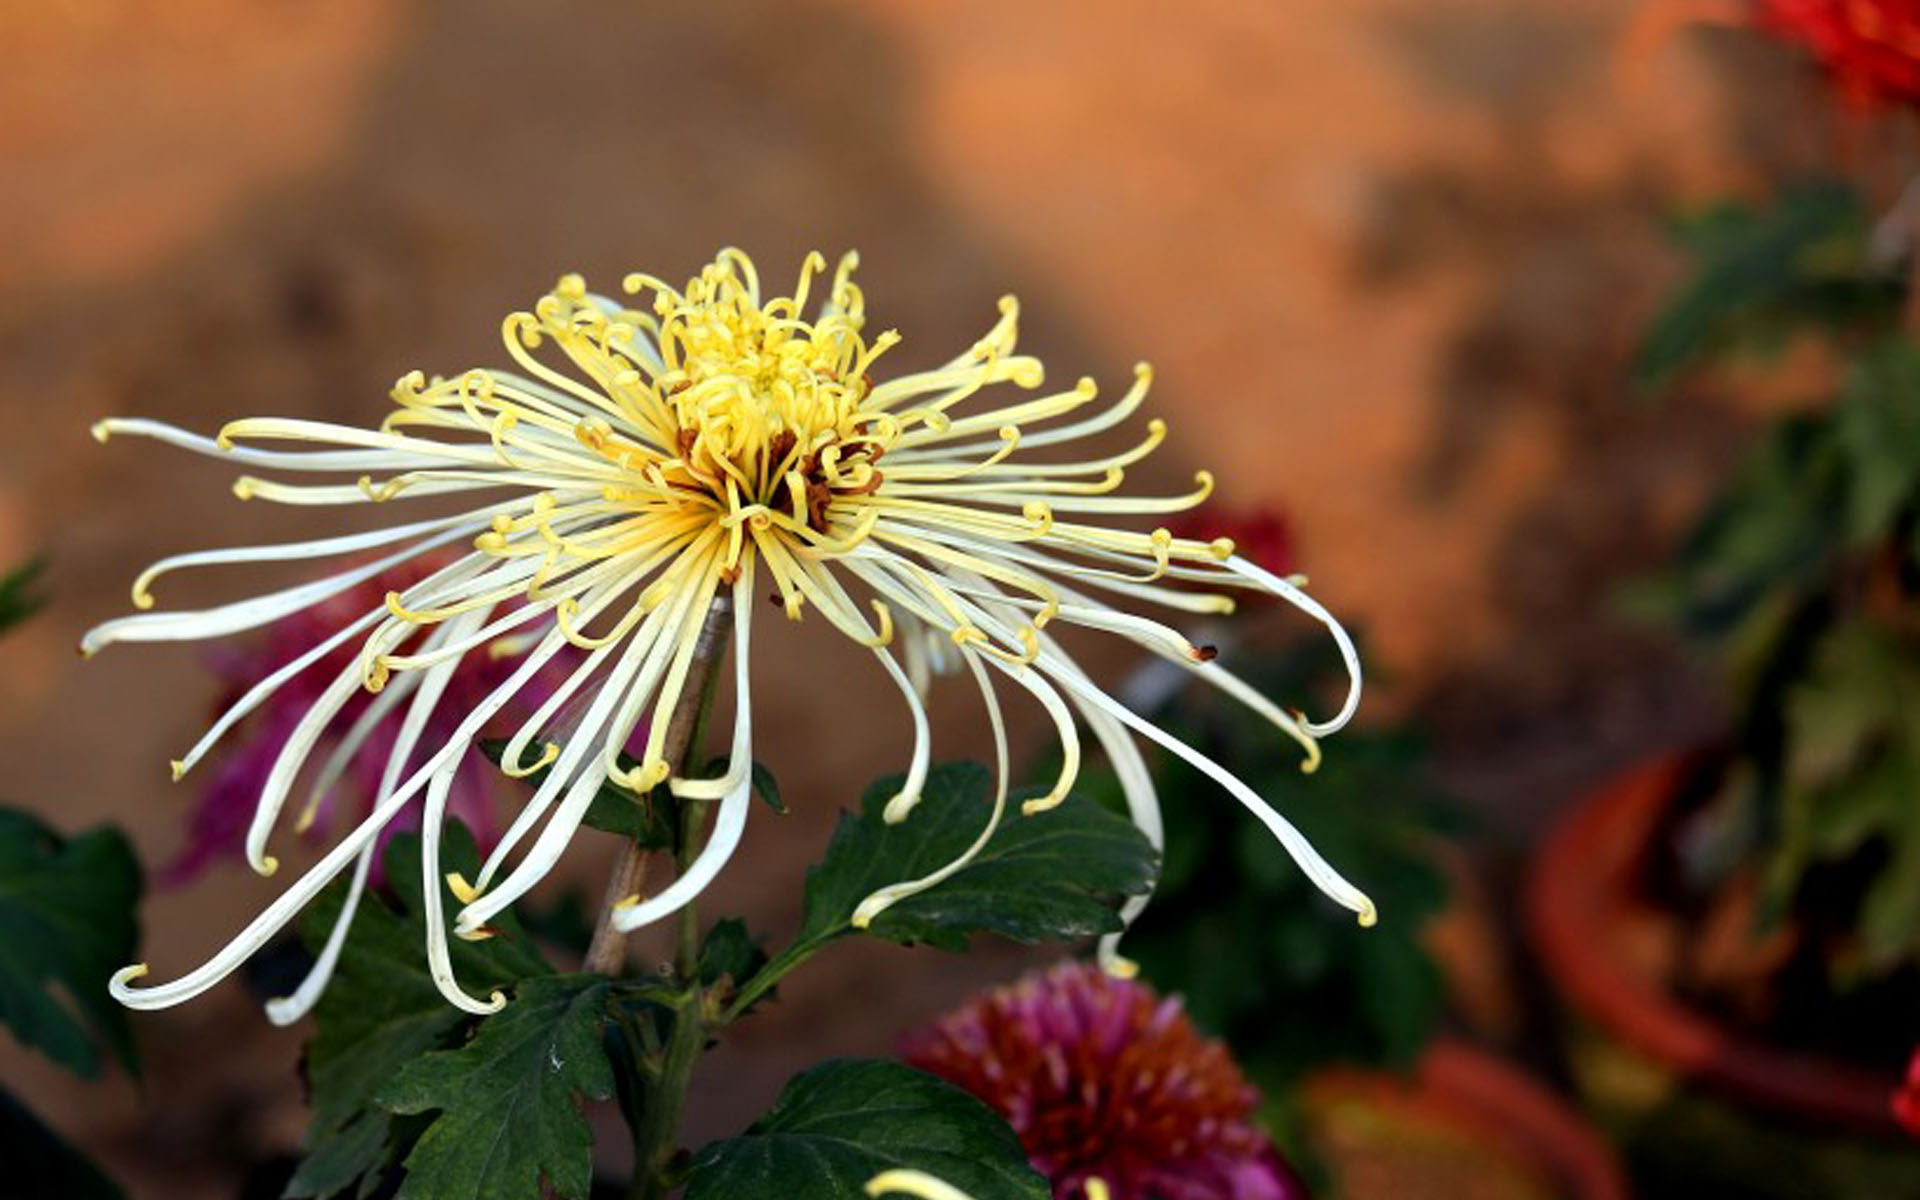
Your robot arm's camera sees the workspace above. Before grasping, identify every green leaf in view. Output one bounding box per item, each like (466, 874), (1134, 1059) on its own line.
(1835, 342), (1920, 544)
(0, 1085), (125, 1200)
(1858, 781), (1920, 972)
(1639, 414), (1844, 645)
(798, 762), (1158, 953)
(0, 809), (140, 1079)
(751, 760), (787, 815)
(699, 918), (768, 991)
(685, 1059), (1047, 1200)
(1635, 182), (1900, 387)
(480, 740), (674, 847)
(1783, 621), (1905, 797)
(377, 975), (617, 1200)
(289, 822), (550, 1200)
(0, 558), (47, 636)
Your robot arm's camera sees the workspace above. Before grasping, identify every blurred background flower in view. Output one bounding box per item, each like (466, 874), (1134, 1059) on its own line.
(902, 962), (1309, 1200)
(1753, 0), (1920, 110)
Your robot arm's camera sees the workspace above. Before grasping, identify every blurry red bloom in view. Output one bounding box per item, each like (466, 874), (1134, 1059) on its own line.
(902, 962), (1309, 1200)
(1169, 507), (1296, 580)
(1755, 0), (1920, 109)
(165, 557), (541, 886)
(1896, 1045), (1920, 1136)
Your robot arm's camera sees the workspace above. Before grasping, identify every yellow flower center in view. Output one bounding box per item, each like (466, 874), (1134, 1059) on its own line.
(484, 251), (911, 574)
(638, 253), (898, 528)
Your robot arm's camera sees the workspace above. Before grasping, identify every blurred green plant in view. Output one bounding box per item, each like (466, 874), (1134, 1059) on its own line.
(1634, 182), (1904, 390)
(1084, 637), (1465, 1084)
(1632, 180), (1920, 989)
(0, 557), (47, 637)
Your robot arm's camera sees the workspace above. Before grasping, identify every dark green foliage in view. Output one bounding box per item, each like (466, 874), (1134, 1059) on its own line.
(0, 1085), (126, 1200)
(0, 809), (140, 1079)
(1768, 621), (1920, 976)
(0, 557), (47, 636)
(288, 823), (551, 1199)
(1107, 641), (1461, 1081)
(1635, 182), (1902, 387)
(1636, 340), (1920, 982)
(1623, 412), (1845, 648)
(1633, 172), (1920, 991)
(684, 1059), (1048, 1200)
(379, 976), (618, 1200)
(0, 809), (138, 1199)
(1835, 344), (1920, 544)
(697, 919), (767, 992)
(798, 761), (1159, 953)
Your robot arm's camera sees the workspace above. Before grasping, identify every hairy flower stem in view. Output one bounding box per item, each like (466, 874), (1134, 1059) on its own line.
(583, 596), (734, 976)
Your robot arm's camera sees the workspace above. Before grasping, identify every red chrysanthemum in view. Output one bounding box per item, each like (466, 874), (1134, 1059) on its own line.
(1755, 0), (1920, 109)
(1896, 1044), (1920, 1137)
(902, 963), (1309, 1200)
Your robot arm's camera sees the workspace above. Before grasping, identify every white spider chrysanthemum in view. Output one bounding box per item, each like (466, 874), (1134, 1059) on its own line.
(89, 248), (1371, 1020)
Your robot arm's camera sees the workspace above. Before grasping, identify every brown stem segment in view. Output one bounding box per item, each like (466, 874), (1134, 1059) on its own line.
(582, 594), (734, 977)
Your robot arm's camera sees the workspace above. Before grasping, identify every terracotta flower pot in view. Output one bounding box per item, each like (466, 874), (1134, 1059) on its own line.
(1303, 1038), (1631, 1200)
(1526, 754), (1902, 1133)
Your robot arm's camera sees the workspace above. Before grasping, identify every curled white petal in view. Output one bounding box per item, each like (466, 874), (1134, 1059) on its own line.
(853, 648), (1007, 927)
(1224, 554), (1362, 736)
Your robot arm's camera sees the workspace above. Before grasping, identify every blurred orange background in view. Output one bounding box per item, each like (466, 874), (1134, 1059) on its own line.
(0, 1), (1843, 1196)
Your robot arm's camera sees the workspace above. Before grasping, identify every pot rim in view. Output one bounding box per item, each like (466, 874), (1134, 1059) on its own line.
(1306, 1037), (1631, 1200)
(1526, 751), (1901, 1134)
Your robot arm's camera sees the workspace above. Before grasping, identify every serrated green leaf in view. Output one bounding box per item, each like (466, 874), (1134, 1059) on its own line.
(799, 762), (1158, 953)
(685, 1059), (1048, 1200)
(0, 809), (139, 1079)
(0, 1085), (125, 1200)
(377, 975), (617, 1200)
(289, 823), (550, 1200)
(479, 740), (674, 847)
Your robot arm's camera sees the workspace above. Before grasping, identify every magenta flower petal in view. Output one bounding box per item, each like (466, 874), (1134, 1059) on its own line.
(903, 962), (1310, 1200)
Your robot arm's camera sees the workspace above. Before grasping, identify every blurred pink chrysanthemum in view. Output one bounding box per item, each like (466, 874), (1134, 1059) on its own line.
(163, 557), (531, 887)
(902, 962), (1309, 1200)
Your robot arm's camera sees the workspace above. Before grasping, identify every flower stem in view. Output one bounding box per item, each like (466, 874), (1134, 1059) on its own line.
(583, 595), (734, 976)
(569, 595), (733, 1200)
(631, 651), (732, 1200)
